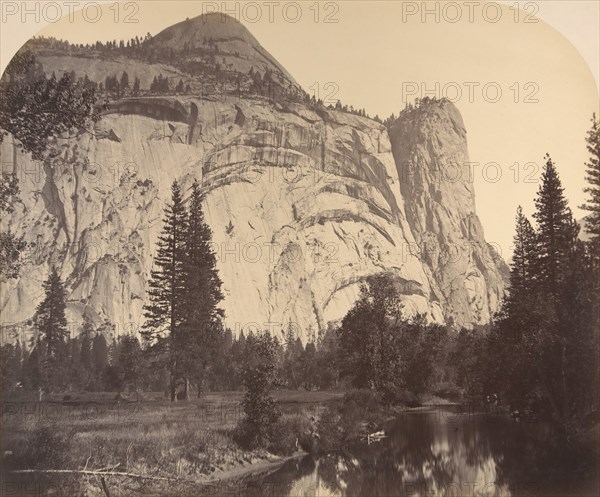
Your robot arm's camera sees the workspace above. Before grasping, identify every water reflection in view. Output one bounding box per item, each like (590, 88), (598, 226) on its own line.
(256, 409), (598, 497)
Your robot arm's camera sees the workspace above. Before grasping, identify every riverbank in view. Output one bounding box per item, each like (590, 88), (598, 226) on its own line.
(1, 390), (342, 496)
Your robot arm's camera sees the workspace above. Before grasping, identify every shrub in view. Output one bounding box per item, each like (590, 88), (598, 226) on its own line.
(433, 381), (462, 401)
(266, 414), (310, 456)
(315, 390), (388, 454)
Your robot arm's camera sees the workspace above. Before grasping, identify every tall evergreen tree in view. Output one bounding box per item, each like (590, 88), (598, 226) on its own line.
(494, 154), (594, 431)
(581, 114), (600, 259)
(143, 180), (188, 401)
(117, 334), (143, 393)
(120, 71), (130, 94)
(1, 344), (18, 393)
(25, 340), (44, 395)
(508, 206), (538, 298)
(179, 179), (223, 399)
(91, 333), (109, 390)
(533, 155), (578, 300)
(302, 341), (317, 390)
(573, 114), (600, 410)
(13, 340), (24, 387)
(80, 316), (94, 389)
(530, 157), (579, 425)
(35, 267), (68, 391)
(493, 208), (543, 413)
(67, 336), (83, 391)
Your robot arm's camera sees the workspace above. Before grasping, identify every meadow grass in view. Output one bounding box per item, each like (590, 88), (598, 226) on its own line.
(1, 390), (342, 496)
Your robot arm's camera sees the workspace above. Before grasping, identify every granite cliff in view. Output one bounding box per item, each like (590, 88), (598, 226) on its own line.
(0, 14), (507, 340)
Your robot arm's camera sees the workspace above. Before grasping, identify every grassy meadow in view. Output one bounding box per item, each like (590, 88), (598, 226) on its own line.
(1, 390), (343, 496)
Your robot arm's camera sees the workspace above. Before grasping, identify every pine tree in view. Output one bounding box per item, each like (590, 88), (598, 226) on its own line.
(179, 179), (223, 399)
(143, 180), (188, 401)
(581, 114), (600, 260)
(559, 237), (598, 422)
(80, 316), (94, 389)
(1, 344), (17, 393)
(579, 115), (600, 417)
(284, 318), (295, 350)
(91, 333), (109, 390)
(533, 155), (578, 300)
(118, 335), (143, 393)
(14, 340), (24, 387)
(120, 71), (130, 94)
(501, 206), (538, 321)
(493, 207), (543, 413)
(315, 324), (340, 390)
(35, 267), (68, 391)
(282, 319), (301, 388)
(509, 207), (537, 294)
(25, 340), (44, 394)
(132, 77), (141, 95)
(66, 336), (81, 391)
(302, 341), (317, 390)
(524, 155), (586, 428)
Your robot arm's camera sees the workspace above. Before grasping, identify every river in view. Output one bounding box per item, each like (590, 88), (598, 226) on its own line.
(248, 407), (599, 497)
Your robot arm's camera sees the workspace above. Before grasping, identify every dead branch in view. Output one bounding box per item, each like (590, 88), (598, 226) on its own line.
(9, 469), (195, 483)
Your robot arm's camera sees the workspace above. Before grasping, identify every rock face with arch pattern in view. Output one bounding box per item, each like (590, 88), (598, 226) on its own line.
(0, 14), (507, 341)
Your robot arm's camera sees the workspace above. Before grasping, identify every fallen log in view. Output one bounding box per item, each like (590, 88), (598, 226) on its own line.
(9, 469), (195, 483)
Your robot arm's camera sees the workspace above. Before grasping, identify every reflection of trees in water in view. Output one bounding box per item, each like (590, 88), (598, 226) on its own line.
(255, 455), (316, 497)
(252, 411), (598, 497)
(483, 418), (599, 494)
(316, 456), (344, 495)
(334, 411), (514, 496)
(365, 412), (499, 495)
(315, 412), (503, 496)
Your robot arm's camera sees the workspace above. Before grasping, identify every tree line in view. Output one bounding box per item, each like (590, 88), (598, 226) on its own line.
(20, 35), (383, 120)
(0, 313), (339, 397)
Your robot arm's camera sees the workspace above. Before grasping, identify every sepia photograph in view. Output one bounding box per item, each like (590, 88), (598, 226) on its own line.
(0, 1), (598, 495)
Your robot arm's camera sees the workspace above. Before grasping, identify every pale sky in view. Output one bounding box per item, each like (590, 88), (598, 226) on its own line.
(1, 0), (599, 260)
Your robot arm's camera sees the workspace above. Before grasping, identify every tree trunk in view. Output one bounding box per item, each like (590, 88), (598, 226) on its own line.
(560, 339), (568, 422)
(183, 377), (189, 401)
(535, 360), (562, 426)
(170, 373), (177, 402)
